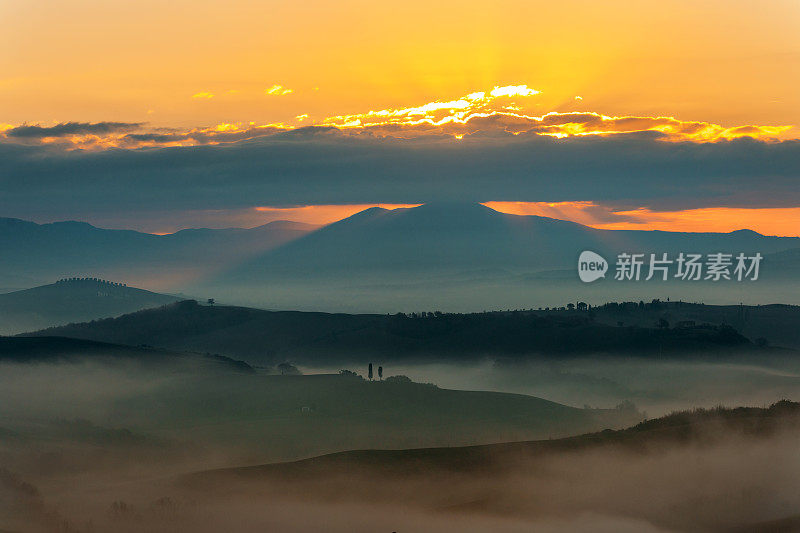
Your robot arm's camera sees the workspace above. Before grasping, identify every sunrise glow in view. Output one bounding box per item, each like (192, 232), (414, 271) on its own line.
(484, 202), (800, 237)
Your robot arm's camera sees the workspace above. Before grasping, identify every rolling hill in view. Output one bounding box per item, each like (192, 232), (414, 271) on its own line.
(0, 278), (181, 334)
(0, 335), (253, 373)
(590, 300), (800, 349)
(21, 299), (771, 366)
(102, 373), (643, 460)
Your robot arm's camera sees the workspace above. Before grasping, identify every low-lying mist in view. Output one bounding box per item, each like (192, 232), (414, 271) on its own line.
(5, 408), (800, 533)
(0, 356), (635, 482)
(3, 355), (800, 532)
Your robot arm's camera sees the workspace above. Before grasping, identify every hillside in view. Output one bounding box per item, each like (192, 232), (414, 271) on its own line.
(591, 300), (800, 349)
(0, 278), (181, 334)
(21, 299), (767, 366)
(0, 363), (642, 469)
(0, 336), (253, 373)
(100, 373), (642, 461)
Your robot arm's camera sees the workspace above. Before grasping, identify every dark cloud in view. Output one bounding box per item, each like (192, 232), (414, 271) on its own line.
(6, 121), (144, 138)
(0, 134), (798, 223)
(120, 125), (292, 147)
(123, 132), (188, 143)
(270, 125), (341, 138)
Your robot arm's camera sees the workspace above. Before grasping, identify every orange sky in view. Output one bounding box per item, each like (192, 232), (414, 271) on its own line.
(129, 203), (800, 237)
(260, 203), (800, 238)
(483, 202), (800, 238)
(2, 0), (799, 131)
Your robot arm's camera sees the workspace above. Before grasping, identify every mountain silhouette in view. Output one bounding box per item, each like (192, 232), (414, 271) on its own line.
(222, 202), (800, 280)
(4, 205), (800, 312)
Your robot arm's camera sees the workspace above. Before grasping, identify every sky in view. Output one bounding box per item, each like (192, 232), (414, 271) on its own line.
(1, 0), (799, 235)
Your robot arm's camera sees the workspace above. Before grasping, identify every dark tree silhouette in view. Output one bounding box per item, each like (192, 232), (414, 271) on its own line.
(277, 362), (301, 375)
(368, 363), (373, 380)
(378, 366), (383, 380)
(207, 298), (215, 306)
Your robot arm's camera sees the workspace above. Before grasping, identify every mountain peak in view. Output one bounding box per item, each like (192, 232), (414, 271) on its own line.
(410, 201), (494, 214)
(730, 228), (764, 237)
(388, 201), (500, 223)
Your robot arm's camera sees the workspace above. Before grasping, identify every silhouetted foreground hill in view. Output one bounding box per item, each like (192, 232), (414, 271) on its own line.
(0, 278), (181, 335)
(23, 299), (767, 366)
(591, 300), (800, 349)
(0, 336), (253, 373)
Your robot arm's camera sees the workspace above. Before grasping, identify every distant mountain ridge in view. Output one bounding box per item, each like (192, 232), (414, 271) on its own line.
(202, 203), (800, 310)
(222, 202), (800, 279)
(0, 217), (318, 289)
(4, 204), (800, 311)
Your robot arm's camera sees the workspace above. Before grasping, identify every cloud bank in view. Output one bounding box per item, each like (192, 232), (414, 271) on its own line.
(0, 85), (792, 151)
(1, 131), (799, 226)
(4, 121), (143, 139)
(0, 85), (797, 226)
